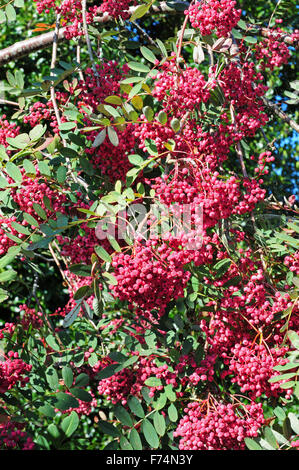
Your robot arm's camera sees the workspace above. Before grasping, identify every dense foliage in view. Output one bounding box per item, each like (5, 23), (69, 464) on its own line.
(0, 0), (298, 451)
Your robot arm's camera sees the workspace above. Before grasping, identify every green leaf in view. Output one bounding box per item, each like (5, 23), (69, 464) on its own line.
(129, 428), (143, 450)
(0, 9), (6, 23)
(107, 236), (122, 253)
(264, 427), (278, 449)
(274, 407), (286, 421)
(156, 39), (167, 57)
(0, 251), (18, 269)
(168, 403), (178, 422)
(23, 213), (39, 227)
(68, 264), (91, 277)
(237, 19), (247, 29)
(268, 372), (296, 383)
(45, 334), (60, 352)
(5, 3), (16, 21)
(92, 129), (107, 147)
(153, 411), (166, 437)
(59, 122), (77, 131)
(127, 62), (150, 73)
(142, 419), (159, 448)
(289, 413), (299, 435)
(29, 124), (46, 141)
(98, 420), (120, 438)
(56, 165), (67, 184)
(130, 3), (151, 21)
(45, 366), (59, 391)
(128, 153), (144, 166)
(114, 405), (134, 427)
(70, 388), (93, 402)
(244, 36), (257, 44)
(96, 364), (119, 381)
(288, 330), (299, 349)
(107, 126), (119, 147)
(157, 111), (167, 125)
(73, 285), (91, 301)
(0, 270), (17, 283)
(170, 118), (181, 132)
(94, 245), (112, 263)
(145, 377), (162, 387)
(33, 203), (47, 220)
(140, 46), (157, 64)
(114, 355), (139, 372)
(74, 373), (89, 387)
(102, 272), (118, 286)
(38, 404), (56, 418)
(244, 437), (263, 450)
(127, 396), (145, 418)
(23, 159), (36, 174)
(5, 161), (22, 183)
(214, 258), (232, 277)
(105, 95), (123, 105)
(0, 288), (9, 303)
(48, 423), (60, 440)
(120, 437), (133, 450)
(55, 392), (79, 411)
(104, 105), (121, 119)
(152, 392), (167, 411)
(11, 221), (30, 235)
(14, 0), (25, 7)
(63, 301), (83, 328)
(143, 106), (154, 122)
(61, 411), (79, 437)
(62, 366), (74, 389)
(7, 133), (30, 149)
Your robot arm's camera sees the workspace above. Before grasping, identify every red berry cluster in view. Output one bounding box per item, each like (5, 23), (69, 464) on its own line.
(99, 0), (136, 20)
(0, 422), (34, 450)
(254, 28), (291, 70)
(0, 352), (32, 394)
(187, 0), (241, 38)
(173, 401), (264, 450)
(0, 115), (20, 150)
(111, 238), (191, 319)
(228, 343), (292, 400)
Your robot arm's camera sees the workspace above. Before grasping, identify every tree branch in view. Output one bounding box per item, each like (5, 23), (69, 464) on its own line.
(261, 96), (299, 134)
(0, 2), (188, 66)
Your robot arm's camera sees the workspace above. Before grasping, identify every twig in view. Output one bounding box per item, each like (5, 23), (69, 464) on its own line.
(0, 99), (18, 107)
(49, 242), (73, 292)
(50, 14), (64, 133)
(82, 0), (100, 87)
(261, 96), (299, 134)
(76, 37), (85, 82)
(132, 20), (157, 47)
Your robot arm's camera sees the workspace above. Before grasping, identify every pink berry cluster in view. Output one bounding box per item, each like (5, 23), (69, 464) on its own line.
(152, 59), (212, 114)
(0, 115), (20, 150)
(93, 353), (178, 405)
(0, 352), (32, 394)
(111, 238), (191, 318)
(173, 401), (264, 450)
(187, 0), (242, 38)
(227, 343), (292, 400)
(33, 0), (97, 39)
(23, 93), (68, 134)
(284, 252), (299, 276)
(99, 0), (136, 20)
(254, 28), (291, 70)
(0, 422), (34, 450)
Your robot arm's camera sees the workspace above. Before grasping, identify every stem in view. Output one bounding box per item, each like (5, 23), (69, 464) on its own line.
(82, 0), (100, 87)
(50, 14), (63, 130)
